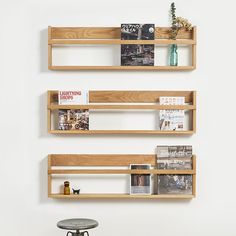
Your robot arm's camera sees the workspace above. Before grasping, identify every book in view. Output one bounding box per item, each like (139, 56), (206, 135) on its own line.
(159, 96), (185, 131)
(58, 90), (88, 105)
(157, 175), (192, 195)
(130, 164), (151, 195)
(121, 24), (155, 66)
(58, 109), (89, 130)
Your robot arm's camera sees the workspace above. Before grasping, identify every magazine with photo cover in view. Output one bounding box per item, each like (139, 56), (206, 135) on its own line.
(159, 97), (185, 131)
(58, 109), (89, 130)
(121, 24), (155, 66)
(58, 90), (88, 105)
(157, 174), (192, 195)
(157, 146), (192, 158)
(130, 164), (151, 195)
(157, 146), (192, 170)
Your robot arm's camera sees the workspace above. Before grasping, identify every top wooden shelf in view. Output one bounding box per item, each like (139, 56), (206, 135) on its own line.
(48, 26), (196, 71)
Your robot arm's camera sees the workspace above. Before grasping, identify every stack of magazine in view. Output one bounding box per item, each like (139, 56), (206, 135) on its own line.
(157, 145), (193, 195)
(58, 90), (89, 130)
(121, 24), (155, 66)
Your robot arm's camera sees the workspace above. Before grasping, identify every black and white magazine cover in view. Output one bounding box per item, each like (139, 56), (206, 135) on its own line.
(121, 24), (155, 66)
(130, 164), (151, 195)
(157, 174), (192, 195)
(156, 145), (192, 170)
(58, 109), (89, 130)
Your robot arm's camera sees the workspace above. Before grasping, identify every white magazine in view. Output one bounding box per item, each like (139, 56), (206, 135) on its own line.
(58, 90), (89, 105)
(159, 96), (185, 131)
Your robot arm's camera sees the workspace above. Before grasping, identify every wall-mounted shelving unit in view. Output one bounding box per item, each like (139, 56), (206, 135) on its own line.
(48, 26), (196, 71)
(48, 154), (196, 199)
(47, 90), (196, 135)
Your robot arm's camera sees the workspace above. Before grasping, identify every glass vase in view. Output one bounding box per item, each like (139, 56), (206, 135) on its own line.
(169, 44), (178, 66)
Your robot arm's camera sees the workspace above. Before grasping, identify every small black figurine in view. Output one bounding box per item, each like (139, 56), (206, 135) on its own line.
(72, 188), (80, 194)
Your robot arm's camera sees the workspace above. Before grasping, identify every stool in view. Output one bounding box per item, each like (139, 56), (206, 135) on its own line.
(57, 218), (99, 236)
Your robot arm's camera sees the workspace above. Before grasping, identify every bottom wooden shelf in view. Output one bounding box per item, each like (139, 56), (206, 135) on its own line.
(49, 193), (194, 199)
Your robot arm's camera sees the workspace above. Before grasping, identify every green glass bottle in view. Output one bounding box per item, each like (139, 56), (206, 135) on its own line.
(169, 44), (178, 66)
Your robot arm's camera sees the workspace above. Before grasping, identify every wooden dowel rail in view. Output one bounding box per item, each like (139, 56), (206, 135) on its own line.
(48, 169), (195, 175)
(48, 104), (196, 110)
(49, 39), (195, 45)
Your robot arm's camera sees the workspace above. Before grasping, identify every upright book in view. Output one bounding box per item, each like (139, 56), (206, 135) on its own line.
(121, 24), (155, 66)
(130, 164), (151, 195)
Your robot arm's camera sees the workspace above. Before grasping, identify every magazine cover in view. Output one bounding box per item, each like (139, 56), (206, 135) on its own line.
(159, 97), (185, 131)
(58, 90), (88, 105)
(157, 174), (192, 195)
(130, 164), (151, 195)
(58, 109), (89, 130)
(121, 24), (155, 66)
(157, 146), (192, 158)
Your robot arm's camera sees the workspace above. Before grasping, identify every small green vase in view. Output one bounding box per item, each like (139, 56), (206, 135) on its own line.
(169, 44), (178, 66)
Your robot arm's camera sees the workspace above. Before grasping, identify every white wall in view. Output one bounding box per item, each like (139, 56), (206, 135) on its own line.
(1, 0), (236, 235)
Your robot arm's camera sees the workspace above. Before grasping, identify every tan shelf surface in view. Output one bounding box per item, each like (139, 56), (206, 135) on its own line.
(49, 193), (195, 199)
(48, 65), (195, 71)
(48, 104), (196, 110)
(49, 130), (195, 135)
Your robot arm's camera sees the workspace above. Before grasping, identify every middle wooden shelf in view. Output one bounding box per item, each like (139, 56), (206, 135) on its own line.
(47, 90), (196, 135)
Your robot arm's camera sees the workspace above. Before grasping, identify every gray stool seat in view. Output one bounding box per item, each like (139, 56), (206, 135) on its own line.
(57, 218), (98, 236)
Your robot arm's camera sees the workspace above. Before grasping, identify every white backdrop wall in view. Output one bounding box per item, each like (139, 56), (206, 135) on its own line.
(1, 0), (236, 235)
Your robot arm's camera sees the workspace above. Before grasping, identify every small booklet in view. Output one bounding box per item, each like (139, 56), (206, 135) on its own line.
(159, 96), (185, 131)
(130, 164), (151, 195)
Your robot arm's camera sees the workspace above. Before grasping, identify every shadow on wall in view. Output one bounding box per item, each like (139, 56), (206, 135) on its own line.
(40, 29), (48, 73)
(39, 92), (49, 138)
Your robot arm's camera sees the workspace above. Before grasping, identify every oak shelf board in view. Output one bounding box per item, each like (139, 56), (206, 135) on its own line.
(48, 154), (196, 200)
(48, 169), (196, 175)
(48, 65), (195, 71)
(48, 104), (196, 110)
(48, 26), (196, 71)
(49, 39), (195, 45)
(48, 130), (195, 135)
(48, 193), (195, 199)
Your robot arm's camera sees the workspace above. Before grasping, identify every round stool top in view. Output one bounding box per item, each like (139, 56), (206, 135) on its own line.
(57, 218), (98, 231)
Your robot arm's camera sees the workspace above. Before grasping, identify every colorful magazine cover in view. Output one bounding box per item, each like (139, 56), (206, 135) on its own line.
(159, 97), (185, 131)
(58, 109), (89, 130)
(58, 90), (88, 105)
(121, 24), (155, 66)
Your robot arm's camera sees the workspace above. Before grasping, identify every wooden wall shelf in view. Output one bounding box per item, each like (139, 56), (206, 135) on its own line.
(47, 90), (196, 135)
(48, 154), (196, 200)
(48, 26), (196, 71)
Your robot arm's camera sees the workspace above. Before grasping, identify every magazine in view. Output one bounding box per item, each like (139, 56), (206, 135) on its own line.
(157, 175), (192, 195)
(157, 145), (192, 158)
(130, 164), (151, 195)
(58, 90), (88, 105)
(58, 109), (89, 130)
(159, 96), (185, 131)
(121, 24), (155, 66)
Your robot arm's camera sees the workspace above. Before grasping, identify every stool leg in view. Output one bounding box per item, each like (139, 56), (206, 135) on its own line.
(66, 231), (73, 236)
